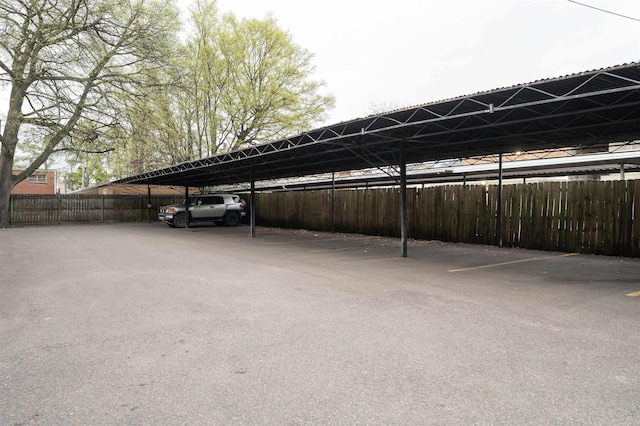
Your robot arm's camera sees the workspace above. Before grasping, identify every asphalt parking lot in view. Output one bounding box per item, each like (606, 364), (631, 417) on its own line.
(1, 223), (639, 425)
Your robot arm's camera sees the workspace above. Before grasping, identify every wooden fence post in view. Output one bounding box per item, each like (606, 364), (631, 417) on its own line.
(6, 183), (640, 258)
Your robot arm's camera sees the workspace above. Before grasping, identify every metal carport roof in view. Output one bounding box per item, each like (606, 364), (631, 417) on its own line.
(219, 150), (640, 192)
(114, 62), (640, 188)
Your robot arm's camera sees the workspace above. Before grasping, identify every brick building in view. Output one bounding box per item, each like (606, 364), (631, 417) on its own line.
(11, 170), (58, 194)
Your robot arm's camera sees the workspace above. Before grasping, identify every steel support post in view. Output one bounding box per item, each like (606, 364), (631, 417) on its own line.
(147, 184), (151, 223)
(250, 168), (256, 238)
(497, 153), (503, 247)
(400, 142), (408, 258)
(331, 171), (336, 233)
(184, 185), (190, 229)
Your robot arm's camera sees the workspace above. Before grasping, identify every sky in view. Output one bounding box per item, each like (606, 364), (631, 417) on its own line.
(208, 0), (640, 126)
(1, 0), (639, 130)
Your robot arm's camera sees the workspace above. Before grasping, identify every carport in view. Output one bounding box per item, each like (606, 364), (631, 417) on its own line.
(114, 62), (640, 257)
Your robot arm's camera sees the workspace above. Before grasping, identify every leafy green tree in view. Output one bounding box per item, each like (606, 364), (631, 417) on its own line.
(215, 12), (334, 151)
(107, 65), (187, 179)
(64, 153), (110, 191)
(113, 0), (335, 176)
(0, 0), (180, 227)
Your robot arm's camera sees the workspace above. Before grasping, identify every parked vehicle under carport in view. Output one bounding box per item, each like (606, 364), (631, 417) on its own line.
(158, 193), (246, 227)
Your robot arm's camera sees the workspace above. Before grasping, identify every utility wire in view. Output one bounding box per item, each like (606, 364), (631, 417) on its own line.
(567, 0), (640, 22)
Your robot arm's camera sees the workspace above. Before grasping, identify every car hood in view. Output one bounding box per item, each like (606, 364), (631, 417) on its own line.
(160, 203), (185, 210)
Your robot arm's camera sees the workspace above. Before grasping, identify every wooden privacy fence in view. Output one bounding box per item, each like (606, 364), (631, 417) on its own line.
(9, 194), (183, 225)
(9, 180), (640, 257)
(255, 180), (640, 257)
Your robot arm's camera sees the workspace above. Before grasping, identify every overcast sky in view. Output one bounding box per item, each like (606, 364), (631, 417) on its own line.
(211, 0), (640, 126)
(1, 0), (638, 130)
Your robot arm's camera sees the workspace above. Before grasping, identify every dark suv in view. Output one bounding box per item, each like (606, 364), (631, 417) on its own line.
(158, 193), (246, 228)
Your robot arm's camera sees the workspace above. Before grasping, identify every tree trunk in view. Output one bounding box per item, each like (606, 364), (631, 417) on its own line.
(0, 154), (16, 228)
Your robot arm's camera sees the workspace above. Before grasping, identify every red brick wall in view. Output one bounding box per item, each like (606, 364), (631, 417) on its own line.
(12, 170), (56, 194)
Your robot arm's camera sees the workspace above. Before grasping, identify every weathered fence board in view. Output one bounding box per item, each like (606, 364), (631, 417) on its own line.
(10, 194), (183, 225)
(9, 180), (640, 257)
(252, 180), (640, 257)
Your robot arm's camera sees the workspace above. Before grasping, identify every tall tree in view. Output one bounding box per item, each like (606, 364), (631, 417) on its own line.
(0, 0), (180, 227)
(114, 0), (335, 175)
(107, 64), (187, 178)
(215, 13), (334, 151)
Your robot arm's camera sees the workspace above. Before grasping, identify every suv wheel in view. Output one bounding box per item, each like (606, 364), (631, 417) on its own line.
(223, 211), (240, 227)
(173, 213), (186, 228)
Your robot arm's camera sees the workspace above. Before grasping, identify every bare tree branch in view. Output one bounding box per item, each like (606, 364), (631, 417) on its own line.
(0, 0), (181, 226)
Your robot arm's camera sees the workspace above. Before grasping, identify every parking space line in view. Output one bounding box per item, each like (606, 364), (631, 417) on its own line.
(362, 257), (400, 262)
(448, 253), (579, 273)
(625, 290), (640, 297)
(310, 247), (358, 252)
(309, 244), (389, 253)
(263, 240), (328, 245)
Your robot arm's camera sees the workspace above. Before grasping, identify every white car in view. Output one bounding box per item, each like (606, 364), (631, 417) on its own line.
(158, 193), (246, 227)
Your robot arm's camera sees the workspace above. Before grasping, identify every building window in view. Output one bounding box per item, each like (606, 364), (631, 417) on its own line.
(28, 174), (47, 183)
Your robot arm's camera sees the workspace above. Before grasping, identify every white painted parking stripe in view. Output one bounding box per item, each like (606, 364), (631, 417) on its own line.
(448, 253), (579, 273)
